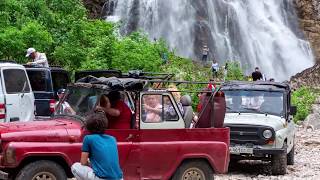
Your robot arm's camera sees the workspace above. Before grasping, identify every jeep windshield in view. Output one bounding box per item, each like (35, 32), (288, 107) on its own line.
(55, 86), (103, 120)
(224, 90), (284, 116)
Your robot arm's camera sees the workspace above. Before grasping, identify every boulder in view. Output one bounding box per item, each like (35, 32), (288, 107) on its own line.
(303, 113), (320, 131)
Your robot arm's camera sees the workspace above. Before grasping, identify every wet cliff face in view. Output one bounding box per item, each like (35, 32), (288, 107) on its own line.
(83, 1), (320, 65)
(295, 0), (320, 62)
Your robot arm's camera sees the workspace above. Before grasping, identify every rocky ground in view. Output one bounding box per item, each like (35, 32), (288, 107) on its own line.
(216, 126), (320, 180)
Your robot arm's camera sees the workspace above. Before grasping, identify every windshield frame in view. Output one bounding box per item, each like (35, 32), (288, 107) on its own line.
(223, 89), (286, 117)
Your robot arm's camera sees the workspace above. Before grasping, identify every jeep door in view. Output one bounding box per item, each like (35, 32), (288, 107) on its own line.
(2, 68), (34, 122)
(106, 129), (141, 179)
(139, 93), (185, 179)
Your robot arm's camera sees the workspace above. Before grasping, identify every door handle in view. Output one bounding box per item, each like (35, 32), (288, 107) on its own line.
(126, 134), (135, 141)
(10, 117), (19, 122)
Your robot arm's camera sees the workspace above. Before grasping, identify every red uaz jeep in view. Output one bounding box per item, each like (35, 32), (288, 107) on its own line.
(0, 77), (229, 180)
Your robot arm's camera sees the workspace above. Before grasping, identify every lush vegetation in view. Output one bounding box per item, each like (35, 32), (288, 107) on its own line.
(0, 0), (166, 72)
(292, 87), (320, 122)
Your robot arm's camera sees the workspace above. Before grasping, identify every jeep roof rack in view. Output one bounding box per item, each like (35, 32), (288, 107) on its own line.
(75, 69), (175, 82)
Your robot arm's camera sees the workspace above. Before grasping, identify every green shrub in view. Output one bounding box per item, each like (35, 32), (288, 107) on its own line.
(292, 87), (319, 122)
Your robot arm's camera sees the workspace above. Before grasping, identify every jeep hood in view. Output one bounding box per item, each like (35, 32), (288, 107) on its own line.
(224, 113), (286, 131)
(0, 118), (82, 142)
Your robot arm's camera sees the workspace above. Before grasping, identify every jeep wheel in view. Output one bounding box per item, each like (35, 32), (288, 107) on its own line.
(172, 160), (213, 180)
(16, 160), (67, 180)
(287, 145), (295, 165)
(271, 145), (287, 175)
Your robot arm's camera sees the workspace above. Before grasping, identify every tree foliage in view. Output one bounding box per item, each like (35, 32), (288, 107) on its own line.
(292, 87), (319, 122)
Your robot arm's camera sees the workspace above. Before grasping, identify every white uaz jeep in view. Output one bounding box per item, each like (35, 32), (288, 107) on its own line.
(222, 81), (296, 175)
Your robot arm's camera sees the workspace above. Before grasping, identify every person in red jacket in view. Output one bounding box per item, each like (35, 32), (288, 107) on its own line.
(97, 91), (132, 129)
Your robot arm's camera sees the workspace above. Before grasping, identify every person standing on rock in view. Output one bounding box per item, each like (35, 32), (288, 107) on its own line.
(202, 45), (209, 62)
(252, 67), (263, 81)
(211, 60), (219, 79)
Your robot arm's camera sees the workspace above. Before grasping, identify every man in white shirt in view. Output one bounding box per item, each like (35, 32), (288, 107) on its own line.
(26, 47), (49, 68)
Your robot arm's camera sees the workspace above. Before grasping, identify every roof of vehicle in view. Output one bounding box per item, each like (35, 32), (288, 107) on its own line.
(0, 62), (26, 69)
(23, 65), (67, 72)
(221, 81), (290, 92)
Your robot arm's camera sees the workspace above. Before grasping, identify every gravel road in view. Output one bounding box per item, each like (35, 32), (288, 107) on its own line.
(216, 126), (320, 180)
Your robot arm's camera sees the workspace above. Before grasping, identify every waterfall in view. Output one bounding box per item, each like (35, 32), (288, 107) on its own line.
(107, 0), (315, 81)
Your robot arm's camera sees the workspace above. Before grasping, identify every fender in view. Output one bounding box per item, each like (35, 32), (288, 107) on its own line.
(2, 142), (82, 168)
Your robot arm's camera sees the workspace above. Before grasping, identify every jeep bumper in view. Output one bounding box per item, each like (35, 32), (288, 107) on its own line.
(230, 145), (285, 156)
(0, 170), (8, 180)
(253, 148), (286, 155)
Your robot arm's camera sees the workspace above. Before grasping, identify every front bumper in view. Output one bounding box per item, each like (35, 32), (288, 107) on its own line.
(230, 144), (285, 156)
(253, 147), (285, 155)
(0, 170), (8, 180)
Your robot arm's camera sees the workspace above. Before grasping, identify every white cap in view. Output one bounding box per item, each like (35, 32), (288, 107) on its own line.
(26, 48), (36, 57)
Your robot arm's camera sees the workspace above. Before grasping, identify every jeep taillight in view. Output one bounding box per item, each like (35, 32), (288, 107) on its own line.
(0, 104), (5, 119)
(49, 99), (56, 113)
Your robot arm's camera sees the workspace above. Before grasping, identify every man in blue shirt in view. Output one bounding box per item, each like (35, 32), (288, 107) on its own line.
(71, 113), (123, 180)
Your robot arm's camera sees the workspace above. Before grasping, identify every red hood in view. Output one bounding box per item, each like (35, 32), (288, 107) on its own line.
(0, 118), (82, 142)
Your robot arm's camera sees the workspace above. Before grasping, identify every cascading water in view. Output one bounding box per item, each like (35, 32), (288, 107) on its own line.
(107, 0), (314, 81)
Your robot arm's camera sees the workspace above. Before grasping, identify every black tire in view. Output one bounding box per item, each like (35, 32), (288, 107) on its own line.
(15, 160), (67, 180)
(172, 160), (214, 180)
(271, 145), (287, 175)
(287, 145), (295, 165)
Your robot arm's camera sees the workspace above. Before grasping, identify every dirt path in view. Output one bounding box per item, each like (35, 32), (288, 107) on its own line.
(216, 126), (320, 180)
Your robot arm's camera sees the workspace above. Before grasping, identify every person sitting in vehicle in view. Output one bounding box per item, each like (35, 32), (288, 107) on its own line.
(71, 113), (123, 180)
(143, 95), (162, 123)
(165, 85), (184, 119)
(96, 91), (132, 129)
(55, 89), (76, 115)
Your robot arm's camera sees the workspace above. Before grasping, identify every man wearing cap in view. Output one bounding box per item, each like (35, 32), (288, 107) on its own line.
(26, 48), (49, 68)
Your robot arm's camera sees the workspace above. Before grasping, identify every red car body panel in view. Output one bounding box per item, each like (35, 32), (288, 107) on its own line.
(0, 117), (229, 179)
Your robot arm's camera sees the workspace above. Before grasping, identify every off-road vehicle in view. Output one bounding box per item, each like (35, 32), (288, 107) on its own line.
(222, 81), (296, 175)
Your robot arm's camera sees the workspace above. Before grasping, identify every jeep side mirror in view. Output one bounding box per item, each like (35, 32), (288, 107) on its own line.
(290, 106), (297, 116)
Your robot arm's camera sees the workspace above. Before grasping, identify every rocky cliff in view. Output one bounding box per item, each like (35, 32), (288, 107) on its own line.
(291, 0), (320, 88)
(295, 0), (320, 62)
(83, 0), (320, 87)
(83, 0), (105, 19)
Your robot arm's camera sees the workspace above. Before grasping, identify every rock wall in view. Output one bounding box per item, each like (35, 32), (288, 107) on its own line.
(295, 0), (320, 62)
(82, 0), (105, 19)
(290, 63), (320, 89)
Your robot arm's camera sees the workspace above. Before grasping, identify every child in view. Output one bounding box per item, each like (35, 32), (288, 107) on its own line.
(71, 113), (123, 180)
(143, 95), (162, 123)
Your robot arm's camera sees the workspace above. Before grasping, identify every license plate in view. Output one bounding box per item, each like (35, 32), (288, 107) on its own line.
(230, 146), (253, 154)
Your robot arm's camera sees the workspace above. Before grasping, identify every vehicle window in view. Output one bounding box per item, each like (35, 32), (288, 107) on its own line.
(163, 95), (179, 121)
(3, 69), (30, 94)
(224, 90), (284, 116)
(142, 95), (163, 123)
(51, 71), (69, 92)
(122, 92), (135, 112)
(57, 87), (102, 118)
(142, 94), (180, 123)
(26, 70), (52, 92)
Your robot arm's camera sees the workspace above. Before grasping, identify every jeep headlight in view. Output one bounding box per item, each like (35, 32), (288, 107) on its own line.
(263, 129), (273, 139)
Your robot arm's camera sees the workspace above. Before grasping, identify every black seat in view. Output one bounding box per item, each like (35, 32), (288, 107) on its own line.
(180, 95), (193, 128)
